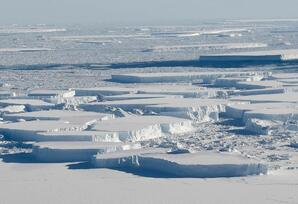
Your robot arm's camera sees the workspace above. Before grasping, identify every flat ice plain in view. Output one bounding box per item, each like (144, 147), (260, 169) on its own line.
(0, 21), (298, 204)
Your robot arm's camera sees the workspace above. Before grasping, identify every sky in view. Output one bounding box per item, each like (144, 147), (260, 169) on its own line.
(1, 0), (298, 25)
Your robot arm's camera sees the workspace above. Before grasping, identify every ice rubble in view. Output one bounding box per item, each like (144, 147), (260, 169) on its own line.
(32, 141), (141, 162)
(111, 71), (271, 83)
(92, 149), (267, 177)
(0, 99), (55, 111)
(245, 118), (282, 135)
(199, 49), (298, 62)
(90, 115), (194, 142)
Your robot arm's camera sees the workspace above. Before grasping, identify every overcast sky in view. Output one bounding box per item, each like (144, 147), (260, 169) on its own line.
(1, 0), (298, 25)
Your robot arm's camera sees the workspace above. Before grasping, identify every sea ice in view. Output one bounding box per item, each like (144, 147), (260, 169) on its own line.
(74, 87), (134, 96)
(80, 97), (229, 121)
(93, 150), (267, 178)
(0, 99), (55, 111)
(199, 49), (298, 62)
(32, 141), (141, 162)
(90, 115), (194, 142)
(111, 71), (271, 83)
(28, 89), (75, 98)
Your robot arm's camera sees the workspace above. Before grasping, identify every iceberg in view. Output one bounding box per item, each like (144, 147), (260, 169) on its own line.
(90, 115), (195, 142)
(93, 149), (267, 178)
(199, 49), (298, 63)
(80, 97), (230, 121)
(111, 71), (271, 83)
(32, 141), (141, 162)
(0, 99), (55, 111)
(28, 89), (75, 98)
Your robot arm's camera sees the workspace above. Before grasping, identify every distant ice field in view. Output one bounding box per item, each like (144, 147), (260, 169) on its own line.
(0, 20), (298, 67)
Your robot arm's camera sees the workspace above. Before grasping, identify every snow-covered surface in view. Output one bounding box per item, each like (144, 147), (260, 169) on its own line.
(0, 162), (297, 204)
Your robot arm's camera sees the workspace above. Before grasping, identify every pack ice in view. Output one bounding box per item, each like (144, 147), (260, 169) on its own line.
(2, 68), (298, 178)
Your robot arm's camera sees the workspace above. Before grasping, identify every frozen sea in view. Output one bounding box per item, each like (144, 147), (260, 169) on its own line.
(0, 19), (298, 204)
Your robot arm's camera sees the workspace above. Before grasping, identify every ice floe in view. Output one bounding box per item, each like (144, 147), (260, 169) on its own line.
(112, 71), (271, 83)
(28, 89), (75, 98)
(32, 141), (141, 162)
(0, 99), (55, 111)
(143, 43), (268, 52)
(199, 49), (298, 62)
(0, 111), (112, 140)
(90, 115), (194, 142)
(80, 97), (230, 121)
(0, 27), (66, 34)
(93, 149), (267, 177)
